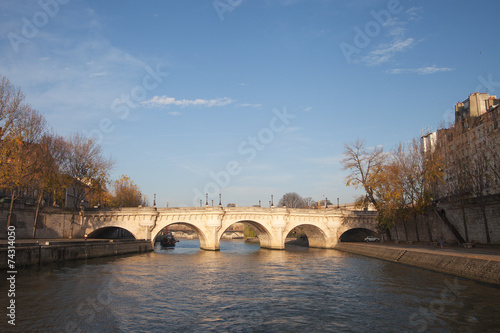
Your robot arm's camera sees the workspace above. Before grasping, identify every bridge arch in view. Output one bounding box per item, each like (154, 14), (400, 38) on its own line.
(219, 220), (273, 249)
(339, 227), (379, 242)
(152, 222), (211, 250)
(87, 226), (136, 239)
(284, 224), (330, 248)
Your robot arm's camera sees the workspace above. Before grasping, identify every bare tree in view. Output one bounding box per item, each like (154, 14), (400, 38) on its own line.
(63, 133), (114, 210)
(482, 124), (500, 194)
(303, 196), (316, 208)
(0, 76), (26, 138)
(466, 148), (492, 243)
(341, 139), (386, 209)
(278, 192), (306, 208)
(440, 125), (471, 243)
(342, 139), (393, 238)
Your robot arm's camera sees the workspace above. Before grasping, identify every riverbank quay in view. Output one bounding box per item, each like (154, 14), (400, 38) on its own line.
(335, 242), (500, 286)
(0, 239), (153, 268)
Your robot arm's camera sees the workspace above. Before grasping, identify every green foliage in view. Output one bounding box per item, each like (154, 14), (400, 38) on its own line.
(244, 225), (257, 238)
(288, 226), (306, 238)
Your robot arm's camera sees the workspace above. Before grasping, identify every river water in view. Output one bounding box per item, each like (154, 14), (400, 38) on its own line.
(7, 240), (500, 332)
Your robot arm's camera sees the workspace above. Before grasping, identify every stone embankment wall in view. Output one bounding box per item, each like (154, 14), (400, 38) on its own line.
(0, 205), (153, 267)
(0, 240), (152, 269)
(335, 243), (500, 286)
(388, 199), (500, 245)
(0, 204), (81, 239)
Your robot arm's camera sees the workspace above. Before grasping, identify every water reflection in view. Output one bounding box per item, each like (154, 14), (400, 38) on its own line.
(12, 240), (500, 332)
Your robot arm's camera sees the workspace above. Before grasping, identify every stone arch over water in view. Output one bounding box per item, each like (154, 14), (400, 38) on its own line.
(87, 226), (136, 239)
(153, 222), (210, 249)
(338, 227), (379, 242)
(219, 219), (273, 249)
(284, 223), (330, 248)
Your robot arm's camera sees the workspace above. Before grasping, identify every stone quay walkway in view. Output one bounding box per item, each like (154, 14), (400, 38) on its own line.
(356, 241), (500, 262)
(335, 241), (500, 286)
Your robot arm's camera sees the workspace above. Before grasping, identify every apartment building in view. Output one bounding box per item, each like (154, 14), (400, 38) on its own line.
(422, 92), (499, 199)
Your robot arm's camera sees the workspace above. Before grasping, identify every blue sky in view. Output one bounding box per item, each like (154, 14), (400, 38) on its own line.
(2, 0), (499, 207)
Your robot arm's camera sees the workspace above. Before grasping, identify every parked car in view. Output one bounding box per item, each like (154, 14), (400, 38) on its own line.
(364, 236), (380, 242)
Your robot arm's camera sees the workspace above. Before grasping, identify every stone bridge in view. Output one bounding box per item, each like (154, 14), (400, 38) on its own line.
(80, 206), (378, 250)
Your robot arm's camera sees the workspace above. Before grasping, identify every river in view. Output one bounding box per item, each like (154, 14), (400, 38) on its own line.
(7, 240), (500, 332)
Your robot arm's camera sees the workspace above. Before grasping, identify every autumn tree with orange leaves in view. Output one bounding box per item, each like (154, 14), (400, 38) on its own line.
(342, 138), (443, 240)
(0, 75), (115, 237)
(109, 175), (148, 207)
(0, 76), (47, 231)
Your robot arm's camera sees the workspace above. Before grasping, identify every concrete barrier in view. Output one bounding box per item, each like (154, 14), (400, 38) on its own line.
(0, 240), (153, 268)
(335, 243), (500, 286)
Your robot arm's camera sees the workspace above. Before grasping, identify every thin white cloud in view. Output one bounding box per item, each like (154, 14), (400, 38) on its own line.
(416, 66), (454, 75)
(350, 5), (425, 68)
(381, 17), (401, 28)
(387, 26), (406, 37)
(239, 103), (262, 108)
(406, 7), (424, 21)
(363, 38), (416, 66)
(262, 0), (307, 6)
(304, 106), (313, 112)
(143, 96), (233, 108)
(388, 66), (454, 75)
(168, 111), (182, 116)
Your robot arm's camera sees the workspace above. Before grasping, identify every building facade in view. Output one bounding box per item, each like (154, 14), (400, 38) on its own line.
(423, 92), (499, 200)
(455, 92), (499, 121)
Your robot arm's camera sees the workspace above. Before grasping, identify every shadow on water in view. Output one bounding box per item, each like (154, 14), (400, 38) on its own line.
(153, 238), (318, 255)
(154, 238), (201, 255)
(154, 239), (264, 255)
(14, 257), (130, 332)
